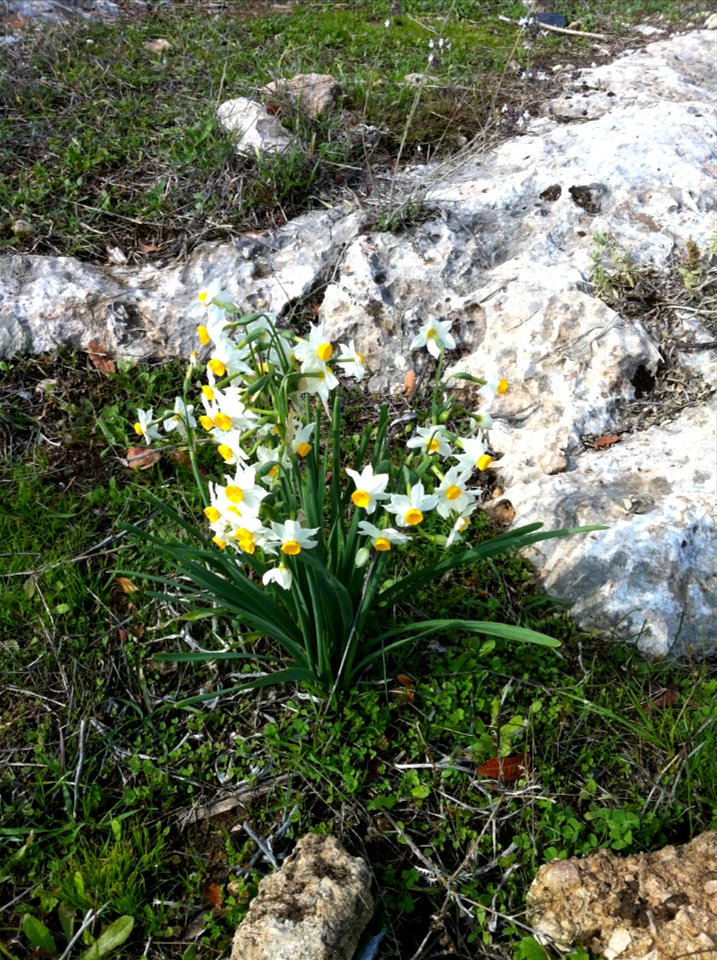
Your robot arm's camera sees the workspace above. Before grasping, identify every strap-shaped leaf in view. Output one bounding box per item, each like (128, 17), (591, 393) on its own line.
(379, 524), (603, 605)
(356, 618), (561, 672)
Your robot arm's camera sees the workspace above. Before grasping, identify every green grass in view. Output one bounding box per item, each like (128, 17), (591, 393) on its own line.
(1, 349), (715, 960)
(0, 0), (698, 260)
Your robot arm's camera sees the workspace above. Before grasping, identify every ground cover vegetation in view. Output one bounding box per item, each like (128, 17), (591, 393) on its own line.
(0, 0), (700, 261)
(2, 2), (716, 958)
(1, 345), (716, 960)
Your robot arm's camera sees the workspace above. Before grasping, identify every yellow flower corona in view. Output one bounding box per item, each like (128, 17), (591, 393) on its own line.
(281, 541), (301, 556)
(212, 536), (227, 550)
(404, 509), (424, 526)
(208, 358), (226, 377)
(213, 413), (232, 431)
(296, 442), (312, 458)
(133, 422), (143, 436)
(352, 490), (370, 509)
(426, 438), (440, 453)
(225, 485), (244, 504)
(477, 454), (493, 471)
(317, 342), (333, 362)
(236, 529), (255, 554)
(217, 444), (233, 461)
(446, 485), (462, 501)
(227, 506), (242, 518)
(202, 384), (214, 401)
(197, 324), (210, 345)
(374, 537), (391, 552)
(199, 415), (214, 431)
(204, 506), (220, 523)
(497, 379), (509, 395)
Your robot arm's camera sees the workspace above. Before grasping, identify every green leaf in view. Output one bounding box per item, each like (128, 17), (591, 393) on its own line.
(58, 901), (75, 942)
(357, 619), (560, 672)
(515, 937), (550, 960)
(379, 524), (605, 606)
(78, 915), (134, 960)
(168, 667), (318, 708)
(21, 914), (57, 956)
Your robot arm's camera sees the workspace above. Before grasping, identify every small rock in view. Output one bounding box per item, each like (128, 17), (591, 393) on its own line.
(264, 74), (340, 119)
(144, 38), (172, 53)
(527, 831), (717, 958)
(633, 24), (666, 36)
(231, 834), (373, 960)
(704, 13), (717, 29)
(402, 72), (432, 86)
(12, 219), (33, 236)
(535, 13), (567, 27)
(217, 97), (297, 158)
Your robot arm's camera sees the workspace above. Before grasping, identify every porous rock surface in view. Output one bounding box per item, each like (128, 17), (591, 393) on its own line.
(1, 30), (715, 656)
(230, 834), (373, 960)
(264, 73), (341, 119)
(217, 96), (298, 158)
(526, 830), (717, 959)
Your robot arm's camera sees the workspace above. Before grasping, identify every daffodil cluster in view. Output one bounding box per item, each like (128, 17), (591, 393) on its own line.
(131, 286), (508, 591)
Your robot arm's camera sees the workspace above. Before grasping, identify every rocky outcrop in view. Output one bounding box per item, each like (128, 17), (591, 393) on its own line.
(230, 834), (373, 960)
(526, 831), (717, 959)
(317, 30), (717, 657)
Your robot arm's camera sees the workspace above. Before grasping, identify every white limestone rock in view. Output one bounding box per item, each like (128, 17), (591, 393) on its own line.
(0, 206), (364, 360)
(317, 31), (717, 656)
(230, 834), (373, 960)
(527, 831), (717, 958)
(217, 97), (297, 158)
(264, 74), (341, 119)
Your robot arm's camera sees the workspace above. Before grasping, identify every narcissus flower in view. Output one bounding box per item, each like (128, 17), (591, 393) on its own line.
(478, 370), (509, 403)
(358, 520), (411, 551)
(290, 422), (315, 458)
(133, 408), (162, 444)
(454, 436), (494, 473)
(469, 406), (494, 432)
(435, 466), (476, 518)
(294, 323), (334, 368)
(221, 464), (269, 515)
(337, 341), (366, 381)
(191, 280), (233, 327)
(164, 397), (196, 440)
(295, 365), (339, 408)
(385, 483), (438, 527)
(410, 316), (455, 359)
(407, 425), (453, 457)
(446, 508), (475, 548)
(346, 465), (389, 513)
(262, 563), (293, 590)
(269, 519), (319, 557)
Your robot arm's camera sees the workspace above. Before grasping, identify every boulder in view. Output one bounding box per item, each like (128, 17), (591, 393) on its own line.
(230, 834), (373, 960)
(264, 74), (341, 119)
(318, 30), (717, 656)
(526, 831), (717, 959)
(217, 97), (297, 158)
(0, 205), (365, 360)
